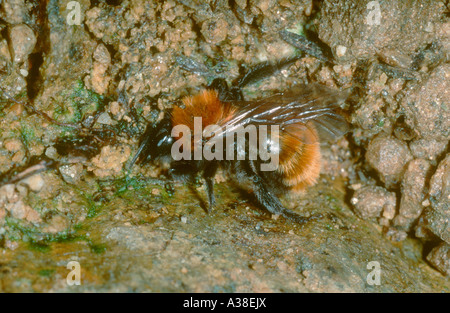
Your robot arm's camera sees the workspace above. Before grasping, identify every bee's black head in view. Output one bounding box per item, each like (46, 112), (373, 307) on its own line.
(129, 115), (174, 167)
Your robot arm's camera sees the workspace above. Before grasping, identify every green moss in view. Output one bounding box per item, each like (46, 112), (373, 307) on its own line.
(38, 269), (55, 277)
(89, 242), (107, 254)
(73, 223), (83, 231)
(87, 199), (101, 218)
(324, 194), (343, 212)
(78, 187), (106, 219)
(28, 241), (51, 253)
(46, 231), (83, 244)
(5, 216), (106, 254)
(114, 175), (149, 195)
(19, 122), (36, 149)
(54, 80), (104, 124)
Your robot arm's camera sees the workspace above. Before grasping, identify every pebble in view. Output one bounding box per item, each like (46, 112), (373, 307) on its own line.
(366, 134), (412, 187)
(394, 159), (431, 230)
(423, 154), (450, 244)
(22, 174), (45, 192)
(91, 43), (111, 94)
(335, 45), (347, 57)
(9, 24), (36, 63)
(409, 139), (447, 163)
(402, 63), (450, 141)
(59, 164), (84, 184)
(426, 243), (450, 276)
(351, 185), (396, 220)
(4, 138), (22, 152)
(96, 112), (115, 125)
(1, 0), (27, 24)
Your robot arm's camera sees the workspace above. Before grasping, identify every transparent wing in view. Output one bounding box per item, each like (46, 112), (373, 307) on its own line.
(215, 83), (349, 143)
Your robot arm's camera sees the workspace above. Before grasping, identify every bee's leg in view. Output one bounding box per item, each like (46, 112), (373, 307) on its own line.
(204, 177), (215, 213)
(211, 56), (301, 102)
(251, 176), (315, 224)
(175, 56), (243, 101)
(168, 161), (196, 183)
(279, 30), (334, 64)
(234, 55), (301, 89)
(176, 55), (213, 78)
(203, 161), (218, 213)
(208, 78), (243, 101)
(245, 161), (319, 224)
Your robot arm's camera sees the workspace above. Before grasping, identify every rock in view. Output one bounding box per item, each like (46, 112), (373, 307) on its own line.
(21, 174), (45, 192)
(45, 146), (59, 160)
(25, 207), (42, 224)
(0, 39), (11, 71)
(43, 215), (68, 234)
(401, 63), (450, 141)
(34, 0), (96, 119)
(394, 159), (431, 230)
(0, 184), (17, 203)
(96, 112), (115, 125)
(409, 139), (448, 164)
(351, 185), (396, 220)
(317, 0), (445, 62)
(0, 0), (448, 294)
(385, 227), (408, 242)
(59, 164), (84, 184)
(89, 145), (131, 178)
(414, 216), (437, 242)
(91, 43), (111, 95)
(423, 154), (450, 244)
(3, 138), (23, 152)
(1, 0), (27, 24)
(335, 45), (347, 58)
(7, 200), (28, 219)
(9, 24), (36, 63)
(366, 134), (412, 187)
(426, 242), (450, 276)
(201, 18), (229, 44)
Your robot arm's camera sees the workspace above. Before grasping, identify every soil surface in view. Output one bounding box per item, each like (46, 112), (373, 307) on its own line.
(0, 0), (448, 292)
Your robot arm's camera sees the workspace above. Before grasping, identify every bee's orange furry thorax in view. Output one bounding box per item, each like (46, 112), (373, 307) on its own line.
(172, 90), (236, 132)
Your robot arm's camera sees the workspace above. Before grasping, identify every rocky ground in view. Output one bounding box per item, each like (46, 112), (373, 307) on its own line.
(0, 0), (448, 292)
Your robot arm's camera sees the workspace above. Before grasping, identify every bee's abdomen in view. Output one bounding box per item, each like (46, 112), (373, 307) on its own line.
(277, 122), (321, 191)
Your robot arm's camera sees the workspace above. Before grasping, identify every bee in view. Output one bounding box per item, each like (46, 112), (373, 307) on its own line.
(130, 60), (349, 224)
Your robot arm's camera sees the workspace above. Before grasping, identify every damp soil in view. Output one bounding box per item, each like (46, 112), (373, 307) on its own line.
(0, 0), (449, 292)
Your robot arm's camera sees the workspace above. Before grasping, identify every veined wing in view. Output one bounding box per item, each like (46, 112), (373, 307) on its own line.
(215, 83), (350, 143)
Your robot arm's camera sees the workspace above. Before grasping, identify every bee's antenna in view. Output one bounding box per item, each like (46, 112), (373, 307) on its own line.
(127, 140), (148, 171)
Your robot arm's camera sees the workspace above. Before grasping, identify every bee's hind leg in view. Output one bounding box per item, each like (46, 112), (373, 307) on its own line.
(203, 161), (219, 213)
(245, 161), (320, 225)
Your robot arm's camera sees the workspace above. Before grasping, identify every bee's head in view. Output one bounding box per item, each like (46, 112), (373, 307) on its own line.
(129, 115), (174, 167)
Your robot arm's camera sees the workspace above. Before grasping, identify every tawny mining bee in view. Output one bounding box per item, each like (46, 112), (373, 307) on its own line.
(130, 44), (349, 224)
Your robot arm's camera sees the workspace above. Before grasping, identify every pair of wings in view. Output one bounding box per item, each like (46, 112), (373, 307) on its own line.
(214, 83), (350, 144)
